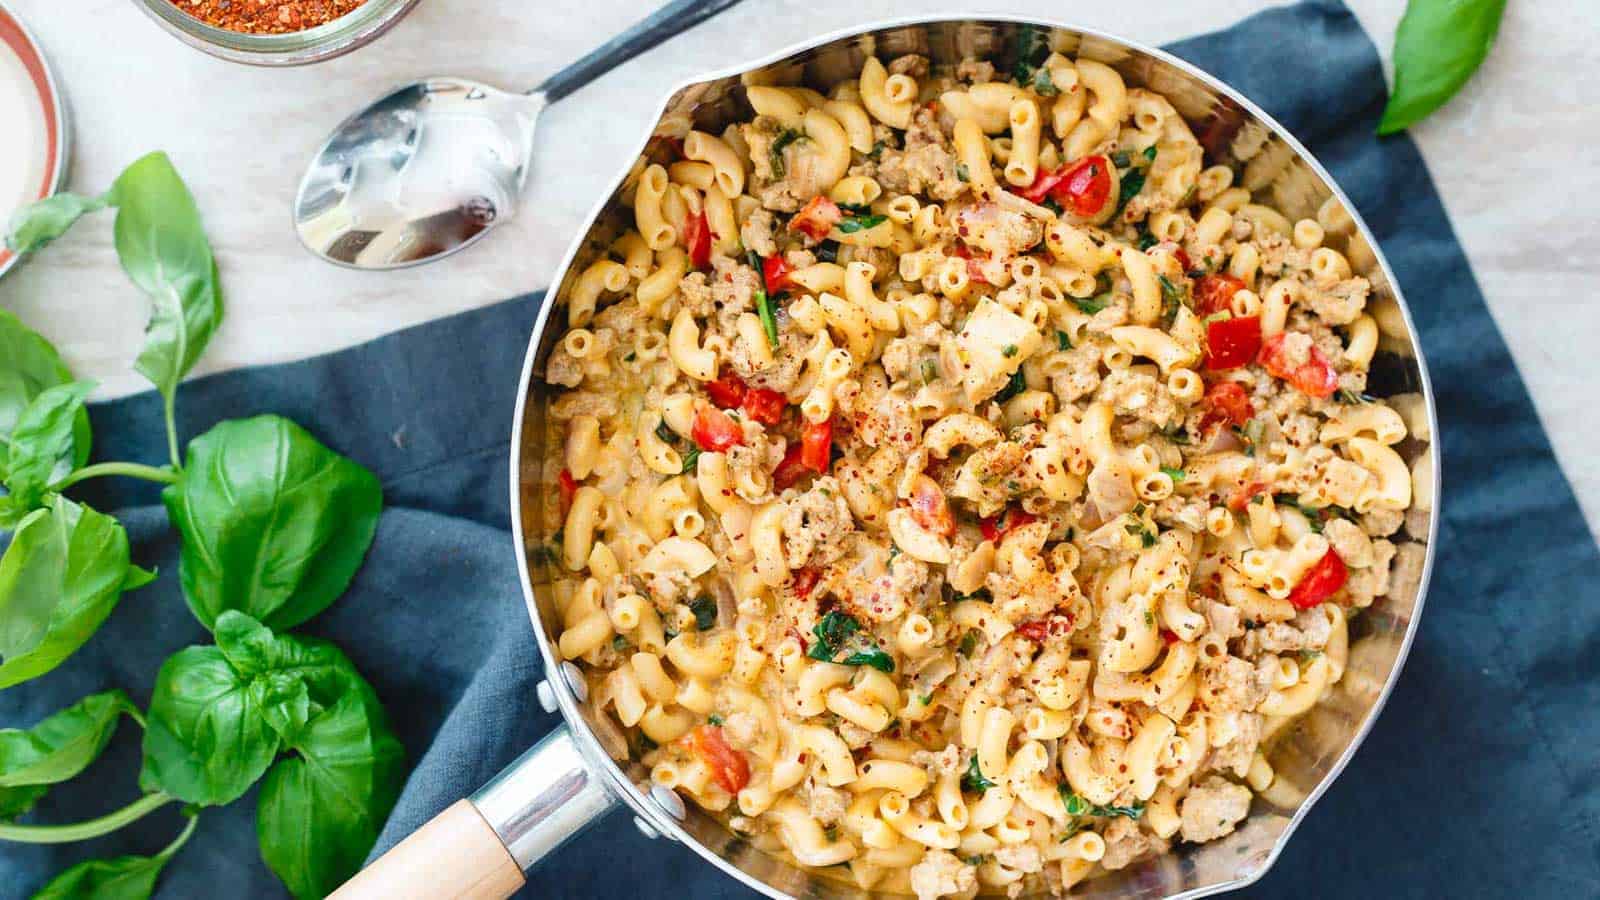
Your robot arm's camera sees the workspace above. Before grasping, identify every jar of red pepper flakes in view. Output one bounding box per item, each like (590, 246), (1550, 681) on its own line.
(132, 0), (421, 65)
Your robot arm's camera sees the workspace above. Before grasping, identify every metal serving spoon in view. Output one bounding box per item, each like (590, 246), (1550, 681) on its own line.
(293, 0), (744, 270)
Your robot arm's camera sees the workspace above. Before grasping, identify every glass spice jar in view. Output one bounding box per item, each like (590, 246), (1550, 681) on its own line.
(131, 0), (420, 66)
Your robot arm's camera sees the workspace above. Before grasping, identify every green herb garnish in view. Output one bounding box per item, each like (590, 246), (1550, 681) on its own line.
(958, 629), (981, 657)
(1161, 466), (1185, 482)
(690, 595), (717, 631)
(1337, 388), (1376, 405)
(961, 755), (996, 793)
(1056, 330), (1072, 351)
(867, 140), (886, 162)
(956, 163), (970, 183)
(1002, 344), (1019, 358)
(1073, 293), (1109, 315)
(770, 128), (804, 178)
(707, 714), (724, 726)
(836, 214), (887, 234)
(680, 446), (701, 474)
(993, 368), (1027, 404)
(1031, 65), (1058, 96)
(840, 647), (895, 673)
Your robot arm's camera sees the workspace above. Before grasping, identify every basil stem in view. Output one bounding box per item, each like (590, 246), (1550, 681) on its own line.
(0, 791), (172, 844)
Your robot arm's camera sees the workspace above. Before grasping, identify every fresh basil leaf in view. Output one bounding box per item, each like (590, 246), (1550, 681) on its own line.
(5, 193), (108, 256)
(0, 690), (134, 794)
(249, 672), (314, 746)
(957, 629), (980, 657)
(680, 446), (701, 475)
(30, 811), (197, 900)
(3, 381), (95, 511)
(1055, 330), (1071, 351)
(104, 152), (224, 406)
(1114, 167), (1147, 217)
(1073, 293), (1109, 315)
(0, 310), (90, 484)
(257, 653), (404, 900)
(0, 783), (47, 820)
(1378, 0), (1506, 135)
(140, 645), (280, 806)
(1031, 65), (1058, 96)
(0, 497), (145, 688)
(806, 610), (861, 661)
(1160, 466), (1186, 482)
(163, 416), (382, 631)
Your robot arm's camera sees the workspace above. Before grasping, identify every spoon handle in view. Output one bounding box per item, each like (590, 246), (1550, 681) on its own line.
(535, 0), (747, 103)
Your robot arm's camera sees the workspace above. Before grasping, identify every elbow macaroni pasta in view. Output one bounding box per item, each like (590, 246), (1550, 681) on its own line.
(541, 48), (1420, 900)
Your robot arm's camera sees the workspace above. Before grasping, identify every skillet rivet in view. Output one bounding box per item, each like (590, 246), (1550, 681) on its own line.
(648, 784), (686, 821)
(632, 816), (660, 840)
(560, 661), (588, 702)
(535, 680), (557, 713)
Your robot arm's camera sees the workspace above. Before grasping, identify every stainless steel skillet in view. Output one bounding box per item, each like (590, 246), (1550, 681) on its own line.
(332, 15), (1442, 900)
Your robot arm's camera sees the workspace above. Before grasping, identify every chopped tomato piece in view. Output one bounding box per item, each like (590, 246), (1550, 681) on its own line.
(773, 443), (810, 490)
(762, 254), (797, 294)
(790, 195), (842, 241)
(800, 418), (833, 473)
(1017, 167), (1069, 204)
(946, 242), (989, 284)
(791, 567), (821, 598)
(1287, 547), (1348, 609)
(683, 209), (712, 270)
(1161, 628), (1181, 645)
(1204, 315), (1262, 371)
(686, 725), (750, 794)
(1174, 248), (1193, 272)
(1194, 273), (1246, 316)
(1258, 332), (1339, 398)
(1227, 481), (1270, 512)
(704, 372), (748, 409)
(1015, 615), (1072, 643)
(979, 507), (1037, 543)
(908, 474), (955, 537)
(1202, 381), (1255, 428)
(1055, 154), (1115, 218)
(558, 469), (577, 515)
(741, 388), (786, 426)
(691, 406), (744, 452)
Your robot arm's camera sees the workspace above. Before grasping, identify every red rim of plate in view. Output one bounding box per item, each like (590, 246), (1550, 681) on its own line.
(0, 4), (65, 277)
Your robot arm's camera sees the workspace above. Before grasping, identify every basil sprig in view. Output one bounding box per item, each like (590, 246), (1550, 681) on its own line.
(1379, 0), (1507, 134)
(1, 153), (401, 900)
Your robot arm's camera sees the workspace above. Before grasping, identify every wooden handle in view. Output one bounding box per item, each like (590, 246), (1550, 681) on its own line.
(331, 799), (526, 900)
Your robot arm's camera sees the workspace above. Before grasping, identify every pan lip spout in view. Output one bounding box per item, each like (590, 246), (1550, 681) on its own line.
(508, 14), (1441, 900)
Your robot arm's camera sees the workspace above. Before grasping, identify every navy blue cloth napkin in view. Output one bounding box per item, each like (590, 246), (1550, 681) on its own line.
(4, 1), (1597, 896)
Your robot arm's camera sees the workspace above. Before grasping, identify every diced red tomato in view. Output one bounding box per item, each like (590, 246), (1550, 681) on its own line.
(979, 507), (1037, 543)
(762, 254), (796, 294)
(1286, 547), (1348, 609)
(1017, 167), (1069, 204)
(1055, 155), (1115, 218)
(1014, 154), (1115, 219)
(1227, 481), (1270, 512)
(741, 388), (786, 426)
(947, 242), (989, 284)
(1258, 332), (1339, 398)
(772, 443), (811, 490)
(791, 567), (820, 598)
(558, 469), (577, 515)
(1202, 381), (1255, 428)
(800, 418), (833, 473)
(1204, 315), (1262, 371)
(908, 474), (955, 538)
(790, 195), (842, 241)
(683, 210), (712, 270)
(686, 725), (750, 794)
(704, 372), (748, 409)
(1194, 273), (1246, 316)
(1015, 614), (1073, 643)
(1174, 248), (1193, 272)
(691, 406), (744, 452)
(1161, 628), (1181, 645)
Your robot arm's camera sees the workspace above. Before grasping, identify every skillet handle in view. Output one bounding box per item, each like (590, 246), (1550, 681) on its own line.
(331, 724), (620, 900)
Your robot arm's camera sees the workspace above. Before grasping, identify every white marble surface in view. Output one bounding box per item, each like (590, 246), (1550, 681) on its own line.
(1, 0), (1597, 528)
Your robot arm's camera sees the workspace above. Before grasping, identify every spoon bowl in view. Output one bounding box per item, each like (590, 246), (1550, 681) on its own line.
(292, 0), (745, 270)
(294, 79), (542, 269)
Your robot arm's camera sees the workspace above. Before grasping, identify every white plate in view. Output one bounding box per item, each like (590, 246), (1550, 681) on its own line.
(0, 2), (67, 278)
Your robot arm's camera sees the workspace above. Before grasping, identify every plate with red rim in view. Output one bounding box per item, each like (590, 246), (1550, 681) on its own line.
(0, 2), (68, 279)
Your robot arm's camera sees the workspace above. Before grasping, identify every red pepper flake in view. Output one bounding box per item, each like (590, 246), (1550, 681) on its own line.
(171, 0), (368, 33)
